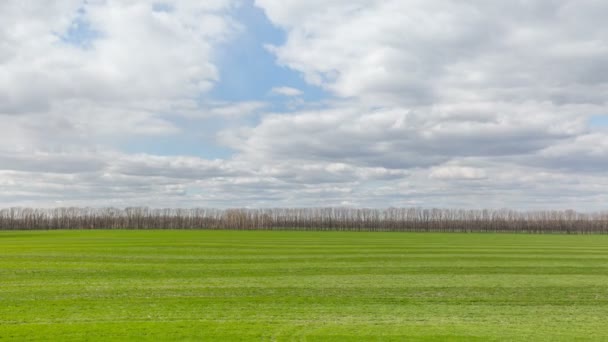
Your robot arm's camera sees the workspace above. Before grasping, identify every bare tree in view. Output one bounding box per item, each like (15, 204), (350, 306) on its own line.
(1, 207), (607, 233)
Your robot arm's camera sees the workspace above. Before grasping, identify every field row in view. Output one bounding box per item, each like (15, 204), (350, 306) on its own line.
(2, 231), (608, 340)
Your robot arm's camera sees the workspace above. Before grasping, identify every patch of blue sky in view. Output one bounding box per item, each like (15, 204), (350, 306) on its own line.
(119, 117), (235, 160)
(208, 0), (329, 110)
(152, 2), (174, 13)
(57, 7), (100, 48)
(589, 115), (608, 127)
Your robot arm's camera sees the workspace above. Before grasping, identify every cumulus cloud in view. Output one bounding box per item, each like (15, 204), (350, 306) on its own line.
(429, 166), (487, 181)
(3, 1), (239, 108)
(270, 86), (303, 97)
(238, 0), (608, 207)
(533, 133), (608, 172)
(220, 102), (588, 170)
(0, 1), (238, 138)
(257, 0), (608, 105)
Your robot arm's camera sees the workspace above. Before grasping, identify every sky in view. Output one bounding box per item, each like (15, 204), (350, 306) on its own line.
(1, 0), (608, 209)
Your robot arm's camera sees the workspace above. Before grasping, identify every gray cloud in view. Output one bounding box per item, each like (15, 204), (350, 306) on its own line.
(221, 102), (588, 170)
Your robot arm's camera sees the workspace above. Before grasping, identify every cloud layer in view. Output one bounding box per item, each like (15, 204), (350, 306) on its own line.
(1, 0), (607, 209)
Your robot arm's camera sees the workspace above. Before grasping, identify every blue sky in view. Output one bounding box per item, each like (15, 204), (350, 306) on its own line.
(590, 115), (608, 127)
(210, 1), (327, 105)
(1, 0), (608, 209)
(58, 5), (100, 47)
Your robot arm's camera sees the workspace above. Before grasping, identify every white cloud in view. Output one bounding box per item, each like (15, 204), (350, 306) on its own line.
(220, 102), (588, 170)
(0, 0), (238, 134)
(201, 101), (267, 118)
(257, 0), (608, 105)
(429, 166), (487, 181)
(240, 0), (608, 207)
(271, 86), (303, 97)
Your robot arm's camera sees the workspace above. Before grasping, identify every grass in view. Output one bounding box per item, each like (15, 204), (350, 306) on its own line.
(1, 231), (608, 341)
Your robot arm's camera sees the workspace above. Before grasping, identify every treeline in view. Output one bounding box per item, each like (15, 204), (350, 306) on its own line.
(1, 207), (608, 233)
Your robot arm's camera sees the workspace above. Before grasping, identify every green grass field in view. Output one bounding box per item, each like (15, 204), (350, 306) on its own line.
(2, 231), (608, 341)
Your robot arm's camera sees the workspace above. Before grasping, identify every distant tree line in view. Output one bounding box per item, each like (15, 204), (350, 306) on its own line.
(1, 207), (608, 233)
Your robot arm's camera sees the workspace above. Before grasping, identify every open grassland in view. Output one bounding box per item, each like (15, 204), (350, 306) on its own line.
(2, 231), (608, 341)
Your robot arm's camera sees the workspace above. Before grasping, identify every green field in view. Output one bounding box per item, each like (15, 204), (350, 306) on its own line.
(2, 231), (608, 341)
